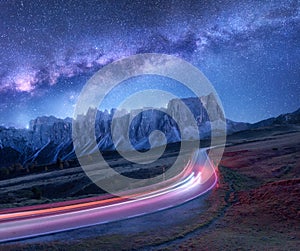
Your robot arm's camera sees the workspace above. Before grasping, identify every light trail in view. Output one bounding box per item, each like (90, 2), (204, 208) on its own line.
(0, 149), (217, 243)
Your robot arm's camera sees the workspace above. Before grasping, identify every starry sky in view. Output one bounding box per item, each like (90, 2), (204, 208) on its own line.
(0, 0), (299, 128)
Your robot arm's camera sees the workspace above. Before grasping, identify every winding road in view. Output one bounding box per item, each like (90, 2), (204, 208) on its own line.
(0, 149), (217, 243)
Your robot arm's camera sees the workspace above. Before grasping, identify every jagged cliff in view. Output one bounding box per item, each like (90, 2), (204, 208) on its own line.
(1, 95), (282, 167)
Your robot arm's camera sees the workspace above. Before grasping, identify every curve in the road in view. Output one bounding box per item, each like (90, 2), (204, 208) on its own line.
(0, 149), (217, 243)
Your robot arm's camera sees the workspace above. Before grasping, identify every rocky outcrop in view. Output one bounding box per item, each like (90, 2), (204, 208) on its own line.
(2, 95), (295, 167)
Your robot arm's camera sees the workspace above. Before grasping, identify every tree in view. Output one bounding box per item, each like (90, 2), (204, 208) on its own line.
(64, 160), (70, 168)
(0, 167), (10, 178)
(31, 187), (42, 199)
(56, 157), (63, 169)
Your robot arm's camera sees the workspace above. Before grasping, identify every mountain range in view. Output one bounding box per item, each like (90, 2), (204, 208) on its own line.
(0, 95), (299, 168)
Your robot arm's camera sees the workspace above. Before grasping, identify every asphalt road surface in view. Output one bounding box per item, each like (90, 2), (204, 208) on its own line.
(0, 149), (217, 243)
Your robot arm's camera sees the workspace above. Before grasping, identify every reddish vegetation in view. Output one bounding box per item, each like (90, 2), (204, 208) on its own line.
(166, 130), (300, 250)
(2, 129), (300, 250)
(220, 132), (300, 223)
(237, 178), (300, 220)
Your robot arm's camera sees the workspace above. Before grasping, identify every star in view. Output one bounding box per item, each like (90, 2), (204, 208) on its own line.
(0, 0), (298, 127)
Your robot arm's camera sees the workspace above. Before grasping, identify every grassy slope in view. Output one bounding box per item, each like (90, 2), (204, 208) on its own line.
(2, 126), (300, 250)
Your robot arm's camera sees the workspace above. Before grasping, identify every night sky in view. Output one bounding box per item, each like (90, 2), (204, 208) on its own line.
(0, 0), (299, 128)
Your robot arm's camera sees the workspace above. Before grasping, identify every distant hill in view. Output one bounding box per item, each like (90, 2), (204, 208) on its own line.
(251, 108), (300, 128)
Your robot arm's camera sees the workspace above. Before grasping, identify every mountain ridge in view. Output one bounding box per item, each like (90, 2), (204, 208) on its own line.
(0, 97), (299, 168)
